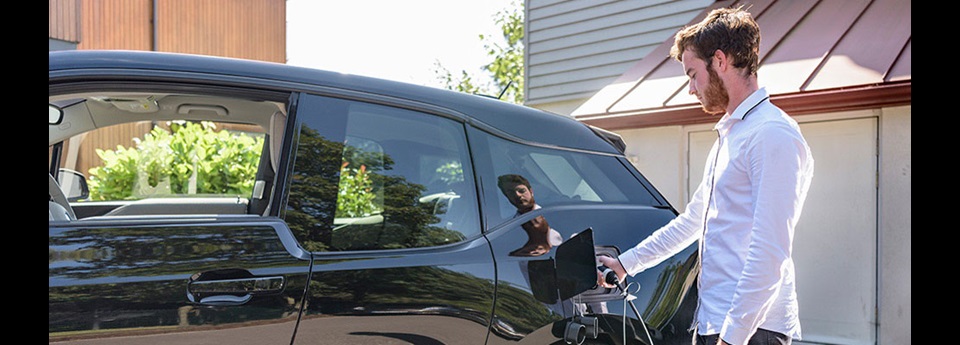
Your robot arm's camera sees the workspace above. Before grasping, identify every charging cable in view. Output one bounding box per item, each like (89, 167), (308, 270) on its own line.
(598, 266), (655, 345)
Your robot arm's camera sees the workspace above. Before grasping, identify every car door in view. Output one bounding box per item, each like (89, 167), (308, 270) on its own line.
(285, 94), (495, 345)
(49, 79), (311, 344)
(49, 217), (311, 344)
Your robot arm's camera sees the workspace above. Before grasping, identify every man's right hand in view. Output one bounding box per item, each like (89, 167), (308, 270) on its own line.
(596, 255), (627, 289)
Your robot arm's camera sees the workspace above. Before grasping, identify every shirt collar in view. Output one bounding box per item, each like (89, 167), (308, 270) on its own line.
(731, 87), (770, 120)
(714, 87), (770, 130)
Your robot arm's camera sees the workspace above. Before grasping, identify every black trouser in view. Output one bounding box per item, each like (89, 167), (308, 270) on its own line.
(694, 328), (790, 345)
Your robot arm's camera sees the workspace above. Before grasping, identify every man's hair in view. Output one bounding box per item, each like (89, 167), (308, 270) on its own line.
(669, 5), (761, 76)
(497, 174), (531, 194)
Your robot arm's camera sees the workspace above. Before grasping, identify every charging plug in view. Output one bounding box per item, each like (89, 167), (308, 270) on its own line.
(597, 265), (626, 291)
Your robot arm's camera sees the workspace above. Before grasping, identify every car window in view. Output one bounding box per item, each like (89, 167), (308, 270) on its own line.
(474, 130), (658, 229)
(286, 95), (480, 252)
(49, 91), (283, 220)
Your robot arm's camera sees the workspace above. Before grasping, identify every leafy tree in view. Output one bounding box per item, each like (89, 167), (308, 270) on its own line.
(434, 0), (524, 104)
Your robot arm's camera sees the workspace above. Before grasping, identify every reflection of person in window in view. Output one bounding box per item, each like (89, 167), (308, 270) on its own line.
(498, 173), (578, 319)
(497, 174), (563, 256)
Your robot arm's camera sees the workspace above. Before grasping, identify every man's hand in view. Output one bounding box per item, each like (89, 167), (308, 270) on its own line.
(596, 255), (627, 288)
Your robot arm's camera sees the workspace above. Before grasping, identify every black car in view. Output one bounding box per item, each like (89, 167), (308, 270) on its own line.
(49, 50), (698, 345)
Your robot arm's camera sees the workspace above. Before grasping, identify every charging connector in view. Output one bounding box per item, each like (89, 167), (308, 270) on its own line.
(597, 265), (626, 292)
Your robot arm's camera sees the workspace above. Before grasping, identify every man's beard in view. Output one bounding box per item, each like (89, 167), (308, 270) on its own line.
(700, 65), (729, 115)
(518, 199), (535, 213)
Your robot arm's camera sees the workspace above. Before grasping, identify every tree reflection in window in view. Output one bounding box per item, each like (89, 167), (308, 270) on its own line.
(286, 127), (466, 252)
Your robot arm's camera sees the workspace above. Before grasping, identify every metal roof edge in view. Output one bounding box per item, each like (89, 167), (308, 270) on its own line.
(577, 80), (911, 130)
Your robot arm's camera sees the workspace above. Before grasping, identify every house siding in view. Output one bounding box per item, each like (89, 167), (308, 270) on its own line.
(525, 0), (713, 111)
(49, 0), (82, 43)
(76, 0), (155, 51)
(59, 0), (287, 61)
(154, 0), (286, 62)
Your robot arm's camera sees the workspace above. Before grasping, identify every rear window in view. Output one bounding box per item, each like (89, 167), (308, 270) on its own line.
(474, 131), (657, 228)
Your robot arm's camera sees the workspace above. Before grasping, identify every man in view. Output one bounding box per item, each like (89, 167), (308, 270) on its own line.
(597, 6), (814, 345)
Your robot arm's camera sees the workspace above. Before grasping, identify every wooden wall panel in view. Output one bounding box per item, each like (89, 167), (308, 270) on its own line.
(76, 0), (154, 51)
(49, 0), (81, 43)
(64, 0), (285, 60)
(155, 0), (286, 63)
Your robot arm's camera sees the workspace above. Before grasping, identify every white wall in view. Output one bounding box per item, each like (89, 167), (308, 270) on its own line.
(878, 105), (911, 345)
(791, 113), (879, 345)
(618, 125), (685, 209)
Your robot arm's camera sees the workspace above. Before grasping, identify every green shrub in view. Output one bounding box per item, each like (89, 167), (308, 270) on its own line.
(336, 161), (381, 218)
(87, 121), (264, 201)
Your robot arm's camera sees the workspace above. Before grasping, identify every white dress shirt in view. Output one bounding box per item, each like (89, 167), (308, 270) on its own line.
(618, 88), (814, 344)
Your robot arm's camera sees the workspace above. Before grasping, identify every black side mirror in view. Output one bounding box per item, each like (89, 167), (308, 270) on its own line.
(50, 104), (64, 125)
(58, 168), (89, 202)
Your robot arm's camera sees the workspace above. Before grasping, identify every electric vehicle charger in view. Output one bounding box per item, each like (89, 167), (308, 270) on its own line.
(598, 265), (655, 345)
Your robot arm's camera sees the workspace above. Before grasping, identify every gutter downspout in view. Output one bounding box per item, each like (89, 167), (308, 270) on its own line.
(152, 0), (158, 51)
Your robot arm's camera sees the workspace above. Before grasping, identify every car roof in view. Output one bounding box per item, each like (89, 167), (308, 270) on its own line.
(49, 50), (621, 154)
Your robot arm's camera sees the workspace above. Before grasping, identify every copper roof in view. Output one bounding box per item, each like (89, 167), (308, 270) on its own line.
(572, 0), (911, 130)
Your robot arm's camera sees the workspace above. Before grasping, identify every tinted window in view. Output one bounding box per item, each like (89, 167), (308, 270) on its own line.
(472, 130), (657, 229)
(286, 96), (480, 252)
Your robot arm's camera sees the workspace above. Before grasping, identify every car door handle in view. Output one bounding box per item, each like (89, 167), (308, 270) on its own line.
(197, 294), (253, 306)
(187, 269), (285, 306)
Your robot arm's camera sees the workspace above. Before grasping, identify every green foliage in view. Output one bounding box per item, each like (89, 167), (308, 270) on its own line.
(433, 68), (485, 96)
(86, 121), (264, 201)
(434, 0), (524, 104)
(336, 161), (380, 218)
(483, 0), (525, 104)
(87, 145), (140, 200)
(435, 161), (464, 185)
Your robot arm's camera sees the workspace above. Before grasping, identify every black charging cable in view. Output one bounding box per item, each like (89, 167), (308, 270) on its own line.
(598, 265), (655, 345)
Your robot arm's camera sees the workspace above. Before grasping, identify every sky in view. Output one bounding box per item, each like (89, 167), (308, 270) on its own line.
(286, 0), (515, 90)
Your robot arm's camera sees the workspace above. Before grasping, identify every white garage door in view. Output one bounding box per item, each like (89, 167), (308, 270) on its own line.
(687, 116), (878, 345)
